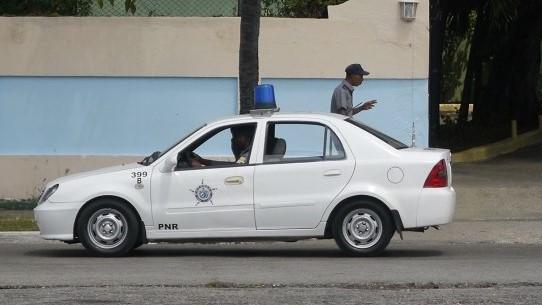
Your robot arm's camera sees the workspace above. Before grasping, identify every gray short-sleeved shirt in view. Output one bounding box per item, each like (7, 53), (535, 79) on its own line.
(330, 80), (354, 117)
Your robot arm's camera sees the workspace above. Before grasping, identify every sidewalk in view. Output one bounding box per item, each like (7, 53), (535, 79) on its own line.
(452, 142), (542, 221)
(2, 219), (541, 245)
(400, 220), (542, 244)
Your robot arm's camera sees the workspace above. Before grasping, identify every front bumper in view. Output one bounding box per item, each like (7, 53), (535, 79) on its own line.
(34, 201), (81, 241)
(416, 186), (456, 227)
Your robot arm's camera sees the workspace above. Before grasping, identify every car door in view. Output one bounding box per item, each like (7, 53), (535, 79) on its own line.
(151, 122), (258, 232)
(254, 121), (355, 229)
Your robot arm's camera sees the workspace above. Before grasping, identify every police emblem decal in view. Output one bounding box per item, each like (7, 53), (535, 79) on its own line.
(190, 180), (217, 205)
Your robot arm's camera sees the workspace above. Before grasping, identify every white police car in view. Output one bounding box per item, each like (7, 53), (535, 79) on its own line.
(34, 86), (455, 257)
(34, 111), (456, 257)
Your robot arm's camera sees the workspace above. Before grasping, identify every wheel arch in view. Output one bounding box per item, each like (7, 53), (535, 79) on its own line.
(73, 195), (146, 243)
(323, 195), (404, 238)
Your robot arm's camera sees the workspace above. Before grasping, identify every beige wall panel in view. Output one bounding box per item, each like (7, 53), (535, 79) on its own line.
(0, 156), (141, 199)
(0, 17), (241, 78)
(259, 18), (428, 78)
(0, 0), (428, 79)
(328, 0), (429, 24)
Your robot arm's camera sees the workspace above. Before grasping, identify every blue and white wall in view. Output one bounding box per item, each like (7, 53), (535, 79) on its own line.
(0, 0), (429, 198)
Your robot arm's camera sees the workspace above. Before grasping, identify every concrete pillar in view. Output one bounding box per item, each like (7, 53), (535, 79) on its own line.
(511, 120), (518, 138)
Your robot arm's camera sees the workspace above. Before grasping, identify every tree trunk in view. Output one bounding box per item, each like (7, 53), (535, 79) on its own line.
(238, 0), (262, 114)
(457, 5), (486, 127)
(428, 0), (448, 146)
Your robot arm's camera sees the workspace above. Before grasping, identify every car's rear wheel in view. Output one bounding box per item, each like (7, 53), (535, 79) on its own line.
(77, 199), (139, 257)
(332, 201), (394, 256)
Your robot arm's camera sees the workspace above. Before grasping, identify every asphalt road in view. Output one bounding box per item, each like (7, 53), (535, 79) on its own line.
(2, 144), (541, 304)
(1, 227), (541, 305)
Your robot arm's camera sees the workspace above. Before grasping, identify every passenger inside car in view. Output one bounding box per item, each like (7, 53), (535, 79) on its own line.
(263, 124), (287, 162)
(180, 124), (256, 168)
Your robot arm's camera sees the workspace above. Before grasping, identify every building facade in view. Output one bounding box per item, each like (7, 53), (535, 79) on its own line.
(0, 0), (429, 198)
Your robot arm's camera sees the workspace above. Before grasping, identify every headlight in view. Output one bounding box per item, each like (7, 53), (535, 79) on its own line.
(38, 184), (59, 205)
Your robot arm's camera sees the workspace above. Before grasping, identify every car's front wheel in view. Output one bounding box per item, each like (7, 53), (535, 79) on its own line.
(332, 201), (394, 256)
(77, 199), (139, 257)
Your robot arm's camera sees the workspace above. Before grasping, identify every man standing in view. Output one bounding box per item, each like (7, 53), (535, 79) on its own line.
(330, 63), (377, 117)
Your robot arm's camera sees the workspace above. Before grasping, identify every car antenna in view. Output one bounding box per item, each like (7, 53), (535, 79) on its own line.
(411, 122), (416, 147)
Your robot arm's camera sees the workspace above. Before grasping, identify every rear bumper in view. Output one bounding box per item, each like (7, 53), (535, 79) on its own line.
(415, 186), (456, 227)
(34, 201), (80, 241)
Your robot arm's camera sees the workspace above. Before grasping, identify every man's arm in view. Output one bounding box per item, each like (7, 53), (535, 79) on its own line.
(190, 156), (233, 167)
(337, 107), (349, 116)
(352, 106), (363, 115)
(353, 100), (377, 115)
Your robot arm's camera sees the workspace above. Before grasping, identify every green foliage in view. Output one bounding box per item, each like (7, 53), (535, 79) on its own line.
(262, 0), (347, 18)
(96, 0), (135, 14)
(2, 0), (348, 18)
(0, 200), (40, 231)
(440, 0), (523, 105)
(484, 0), (518, 31)
(0, 0), (137, 16)
(124, 0), (136, 14)
(441, 11), (476, 102)
(95, 0), (115, 8)
(0, 0), (93, 16)
(438, 0), (542, 149)
(0, 199), (38, 211)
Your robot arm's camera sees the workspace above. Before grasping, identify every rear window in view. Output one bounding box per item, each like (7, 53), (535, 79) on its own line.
(346, 119), (408, 149)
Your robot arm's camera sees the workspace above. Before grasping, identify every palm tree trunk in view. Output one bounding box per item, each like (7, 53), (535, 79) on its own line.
(457, 5), (486, 127)
(428, 0), (449, 146)
(238, 0), (262, 114)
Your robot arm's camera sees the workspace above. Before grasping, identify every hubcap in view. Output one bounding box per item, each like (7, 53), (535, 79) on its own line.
(342, 208), (382, 249)
(87, 208), (128, 249)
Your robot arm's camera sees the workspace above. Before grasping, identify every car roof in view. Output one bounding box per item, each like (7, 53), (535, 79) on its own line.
(211, 112), (348, 125)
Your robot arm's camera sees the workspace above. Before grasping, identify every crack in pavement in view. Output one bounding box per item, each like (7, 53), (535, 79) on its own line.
(2, 281), (542, 291)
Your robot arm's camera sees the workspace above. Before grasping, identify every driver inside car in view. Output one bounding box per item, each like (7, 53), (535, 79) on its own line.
(187, 126), (255, 167)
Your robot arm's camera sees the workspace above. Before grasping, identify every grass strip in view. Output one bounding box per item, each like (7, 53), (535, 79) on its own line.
(0, 210), (38, 231)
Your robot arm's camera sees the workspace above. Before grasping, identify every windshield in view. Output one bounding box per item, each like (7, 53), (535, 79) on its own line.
(346, 118), (408, 149)
(139, 124), (207, 166)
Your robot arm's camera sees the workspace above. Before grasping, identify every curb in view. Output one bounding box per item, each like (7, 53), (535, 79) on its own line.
(453, 128), (542, 163)
(0, 231), (39, 234)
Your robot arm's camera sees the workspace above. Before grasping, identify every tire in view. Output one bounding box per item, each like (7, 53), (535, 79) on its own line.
(332, 200), (394, 256)
(133, 227), (146, 250)
(77, 199), (139, 257)
(133, 240), (145, 250)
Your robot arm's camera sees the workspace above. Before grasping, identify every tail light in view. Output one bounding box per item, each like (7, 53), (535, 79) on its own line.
(423, 159), (448, 188)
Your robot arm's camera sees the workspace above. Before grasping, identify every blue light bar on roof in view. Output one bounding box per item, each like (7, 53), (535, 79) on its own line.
(254, 84), (277, 110)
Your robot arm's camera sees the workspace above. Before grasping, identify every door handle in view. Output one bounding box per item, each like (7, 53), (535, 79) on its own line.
(224, 176), (244, 185)
(323, 169), (342, 177)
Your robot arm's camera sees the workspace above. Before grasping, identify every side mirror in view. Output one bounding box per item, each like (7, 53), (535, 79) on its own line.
(160, 154), (178, 173)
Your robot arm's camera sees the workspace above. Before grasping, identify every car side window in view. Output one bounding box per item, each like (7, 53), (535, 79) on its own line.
(176, 123), (257, 170)
(263, 122), (345, 163)
(194, 129), (236, 162)
(324, 128), (346, 160)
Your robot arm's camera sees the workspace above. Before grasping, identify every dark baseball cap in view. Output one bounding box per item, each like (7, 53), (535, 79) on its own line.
(345, 63), (370, 76)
